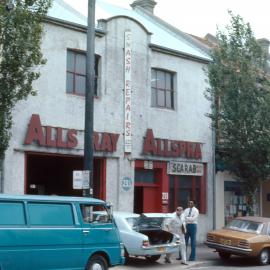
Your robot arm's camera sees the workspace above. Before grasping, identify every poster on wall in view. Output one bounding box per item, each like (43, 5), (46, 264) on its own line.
(73, 170), (90, 189)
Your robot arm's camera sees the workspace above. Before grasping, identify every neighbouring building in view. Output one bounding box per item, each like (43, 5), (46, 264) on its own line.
(2, 0), (213, 242)
(198, 34), (270, 228)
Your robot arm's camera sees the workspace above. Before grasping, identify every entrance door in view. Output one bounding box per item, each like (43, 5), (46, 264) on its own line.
(133, 186), (159, 213)
(143, 186), (159, 212)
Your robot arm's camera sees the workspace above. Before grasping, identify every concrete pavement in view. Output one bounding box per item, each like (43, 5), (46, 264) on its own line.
(115, 244), (218, 269)
(161, 243), (218, 268)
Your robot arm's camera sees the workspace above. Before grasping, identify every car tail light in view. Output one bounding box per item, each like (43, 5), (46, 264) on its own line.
(120, 242), (125, 257)
(238, 240), (250, 248)
(207, 234), (215, 242)
(142, 240), (150, 247)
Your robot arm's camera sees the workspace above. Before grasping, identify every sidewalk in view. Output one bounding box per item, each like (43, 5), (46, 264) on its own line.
(115, 244), (218, 269)
(161, 243), (217, 268)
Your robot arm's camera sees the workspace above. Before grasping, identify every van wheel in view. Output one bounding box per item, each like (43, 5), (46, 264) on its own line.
(257, 248), (269, 265)
(218, 251), (231, 260)
(145, 255), (161, 262)
(86, 254), (108, 270)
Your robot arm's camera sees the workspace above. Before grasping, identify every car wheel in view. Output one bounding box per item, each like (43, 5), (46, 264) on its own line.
(145, 255), (161, 262)
(218, 251), (231, 260)
(86, 254), (108, 270)
(257, 248), (269, 265)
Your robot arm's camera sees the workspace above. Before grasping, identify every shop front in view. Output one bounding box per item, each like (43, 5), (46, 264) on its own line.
(22, 114), (119, 199)
(133, 129), (207, 214)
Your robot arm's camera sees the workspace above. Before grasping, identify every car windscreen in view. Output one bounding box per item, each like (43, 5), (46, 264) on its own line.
(126, 215), (164, 231)
(225, 219), (264, 234)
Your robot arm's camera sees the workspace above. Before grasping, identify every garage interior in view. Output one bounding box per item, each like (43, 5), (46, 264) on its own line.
(26, 152), (105, 199)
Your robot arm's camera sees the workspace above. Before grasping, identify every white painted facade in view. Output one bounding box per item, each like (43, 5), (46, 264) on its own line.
(2, 0), (214, 242)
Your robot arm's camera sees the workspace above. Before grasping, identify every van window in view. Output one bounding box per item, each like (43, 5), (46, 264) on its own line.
(81, 204), (110, 224)
(0, 202), (25, 225)
(28, 203), (74, 226)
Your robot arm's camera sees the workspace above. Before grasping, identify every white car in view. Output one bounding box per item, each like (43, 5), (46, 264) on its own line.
(113, 212), (180, 262)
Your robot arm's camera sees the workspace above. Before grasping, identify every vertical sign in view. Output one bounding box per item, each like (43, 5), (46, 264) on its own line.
(124, 31), (132, 153)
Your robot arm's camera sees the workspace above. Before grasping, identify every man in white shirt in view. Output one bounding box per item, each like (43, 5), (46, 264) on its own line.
(164, 207), (188, 265)
(184, 200), (199, 261)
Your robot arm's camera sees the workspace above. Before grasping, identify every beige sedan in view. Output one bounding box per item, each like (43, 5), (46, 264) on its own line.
(205, 216), (270, 265)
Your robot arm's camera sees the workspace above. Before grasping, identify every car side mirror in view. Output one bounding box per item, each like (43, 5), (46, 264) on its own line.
(106, 202), (113, 222)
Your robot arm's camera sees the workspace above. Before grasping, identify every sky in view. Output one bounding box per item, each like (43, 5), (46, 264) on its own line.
(63, 0), (270, 42)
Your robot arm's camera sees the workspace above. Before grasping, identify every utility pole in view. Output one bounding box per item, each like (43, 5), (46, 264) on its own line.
(83, 0), (96, 197)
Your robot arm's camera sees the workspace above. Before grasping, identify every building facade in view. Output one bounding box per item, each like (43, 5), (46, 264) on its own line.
(2, 0), (213, 241)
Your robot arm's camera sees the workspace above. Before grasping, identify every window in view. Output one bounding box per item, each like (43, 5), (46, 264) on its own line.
(28, 203), (74, 226)
(169, 175), (205, 213)
(151, 69), (175, 109)
(0, 202), (26, 225)
(66, 50), (100, 96)
(80, 204), (111, 224)
(135, 169), (155, 184)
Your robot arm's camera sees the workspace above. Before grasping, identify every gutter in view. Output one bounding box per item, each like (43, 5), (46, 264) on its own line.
(44, 16), (106, 37)
(149, 44), (211, 64)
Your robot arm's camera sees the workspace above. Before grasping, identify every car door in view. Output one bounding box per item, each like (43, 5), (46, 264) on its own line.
(79, 203), (121, 265)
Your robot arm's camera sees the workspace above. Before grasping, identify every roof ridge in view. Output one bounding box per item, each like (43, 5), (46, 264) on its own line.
(133, 6), (210, 56)
(55, 0), (87, 22)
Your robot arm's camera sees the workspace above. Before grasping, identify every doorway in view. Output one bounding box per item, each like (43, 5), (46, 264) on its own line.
(25, 152), (106, 199)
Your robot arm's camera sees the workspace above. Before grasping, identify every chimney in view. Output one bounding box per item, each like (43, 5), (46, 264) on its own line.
(257, 38), (270, 56)
(130, 0), (157, 14)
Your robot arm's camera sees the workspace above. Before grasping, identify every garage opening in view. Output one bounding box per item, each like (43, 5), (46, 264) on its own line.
(25, 152), (106, 199)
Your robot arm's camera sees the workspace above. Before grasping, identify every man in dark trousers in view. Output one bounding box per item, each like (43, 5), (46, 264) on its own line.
(184, 200), (199, 261)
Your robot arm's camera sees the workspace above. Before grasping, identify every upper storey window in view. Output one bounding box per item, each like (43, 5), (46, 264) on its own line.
(66, 50), (99, 96)
(151, 69), (175, 109)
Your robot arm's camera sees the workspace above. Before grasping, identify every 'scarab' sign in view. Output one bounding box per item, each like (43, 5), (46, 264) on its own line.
(167, 161), (204, 176)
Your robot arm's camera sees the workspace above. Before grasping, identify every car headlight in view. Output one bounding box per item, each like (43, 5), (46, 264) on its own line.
(207, 234), (215, 242)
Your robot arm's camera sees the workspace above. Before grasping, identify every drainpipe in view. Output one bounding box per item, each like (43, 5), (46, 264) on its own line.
(0, 158), (4, 193)
(212, 128), (216, 229)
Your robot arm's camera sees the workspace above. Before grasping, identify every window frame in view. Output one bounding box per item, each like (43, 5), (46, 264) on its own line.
(80, 203), (112, 224)
(27, 202), (75, 227)
(151, 68), (175, 110)
(66, 49), (100, 97)
(169, 173), (206, 214)
(0, 201), (26, 226)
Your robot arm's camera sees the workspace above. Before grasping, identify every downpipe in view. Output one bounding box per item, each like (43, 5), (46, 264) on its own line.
(0, 158), (4, 193)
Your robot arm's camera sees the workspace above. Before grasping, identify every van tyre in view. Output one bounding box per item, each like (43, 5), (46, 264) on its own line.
(258, 248), (269, 265)
(145, 255), (161, 262)
(86, 254), (108, 270)
(218, 251), (231, 260)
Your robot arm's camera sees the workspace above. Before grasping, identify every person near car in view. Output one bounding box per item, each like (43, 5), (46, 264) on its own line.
(164, 206), (188, 265)
(184, 200), (199, 261)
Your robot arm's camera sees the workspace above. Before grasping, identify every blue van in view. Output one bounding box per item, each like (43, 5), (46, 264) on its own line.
(0, 194), (125, 270)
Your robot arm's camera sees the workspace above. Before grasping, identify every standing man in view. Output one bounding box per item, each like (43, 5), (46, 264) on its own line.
(184, 200), (199, 261)
(164, 207), (188, 265)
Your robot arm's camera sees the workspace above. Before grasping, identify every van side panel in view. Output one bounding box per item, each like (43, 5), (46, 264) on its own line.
(0, 201), (84, 270)
(0, 195), (124, 270)
(26, 202), (84, 269)
(0, 227), (84, 270)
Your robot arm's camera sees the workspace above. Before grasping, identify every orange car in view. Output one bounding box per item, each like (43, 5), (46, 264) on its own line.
(205, 216), (270, 265)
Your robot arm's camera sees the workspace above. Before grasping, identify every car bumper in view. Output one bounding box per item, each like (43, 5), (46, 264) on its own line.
(205, 241), (252, 256)
(137, 242), (180, 256)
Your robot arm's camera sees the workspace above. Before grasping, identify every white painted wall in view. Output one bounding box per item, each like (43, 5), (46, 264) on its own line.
(3, 15), (213, 242)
